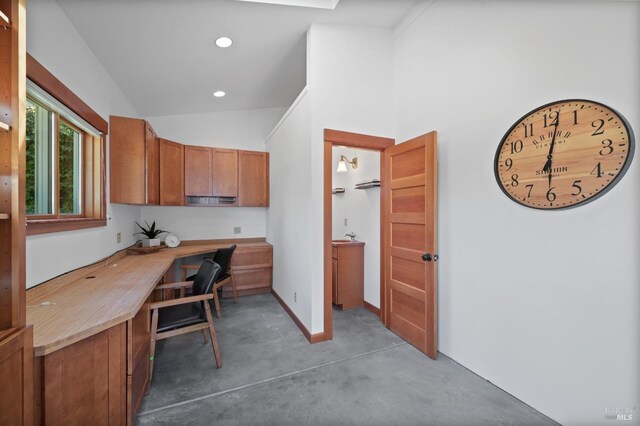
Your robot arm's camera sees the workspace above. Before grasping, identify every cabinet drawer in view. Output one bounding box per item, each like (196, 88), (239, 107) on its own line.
(232, 247), (273, 269)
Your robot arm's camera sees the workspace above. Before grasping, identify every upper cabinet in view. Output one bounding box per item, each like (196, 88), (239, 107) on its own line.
(211, 148), (238, 198)
(110, 116), (160, 205)
(159, 139), (184, 206)
(239, 150), (269, 207)
(110, 115), (268, 208)
(184, 145), (212, 197)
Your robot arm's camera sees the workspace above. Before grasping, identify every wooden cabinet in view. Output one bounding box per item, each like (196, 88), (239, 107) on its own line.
(221, 244), (273, 298)
(331, 242), (364, 309)
(110, 116), (160, 205)
(128, 297), (150, 419)
(184, 145), (212, 196)
(0, 0), (33, 424)
(0, 327), (33, 426)
(211, 148), (238, 197)
(159, 139), (184, 206)
(238, 150), (269, 207)
(39, 324), (127, 425)
(33, 301), (151, 425)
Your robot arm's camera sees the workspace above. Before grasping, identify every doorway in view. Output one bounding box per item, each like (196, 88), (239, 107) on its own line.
(323, 129), (439, 359)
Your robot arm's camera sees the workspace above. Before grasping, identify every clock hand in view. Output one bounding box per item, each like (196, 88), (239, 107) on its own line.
(543, 121), (560, 188)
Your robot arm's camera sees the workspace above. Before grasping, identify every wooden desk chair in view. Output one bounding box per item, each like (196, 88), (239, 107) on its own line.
(150, 259), (223, 380)
(180, 244), (238, 318)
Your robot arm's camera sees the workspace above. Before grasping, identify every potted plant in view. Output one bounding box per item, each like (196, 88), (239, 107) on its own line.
(134, 221), (167, 247)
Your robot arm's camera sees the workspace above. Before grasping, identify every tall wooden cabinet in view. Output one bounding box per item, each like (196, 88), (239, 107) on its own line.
(159, 139), (184, 206)
(0, 0), (33, 424)
(110, 116), (160, 205)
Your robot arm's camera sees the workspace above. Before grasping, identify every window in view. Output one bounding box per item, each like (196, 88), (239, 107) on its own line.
(25, 55), (108, 235)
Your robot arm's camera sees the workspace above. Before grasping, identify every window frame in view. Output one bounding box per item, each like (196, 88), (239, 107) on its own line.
(26, 54), (108, 236)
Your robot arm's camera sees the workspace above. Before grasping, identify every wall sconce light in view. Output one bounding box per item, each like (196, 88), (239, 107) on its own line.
(336, 155), (358, 173)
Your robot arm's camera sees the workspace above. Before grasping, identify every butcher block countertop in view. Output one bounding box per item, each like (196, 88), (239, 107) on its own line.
(27, 240), (271, 356)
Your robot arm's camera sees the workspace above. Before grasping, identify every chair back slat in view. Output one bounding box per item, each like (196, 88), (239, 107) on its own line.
(213, 244), (237, 276)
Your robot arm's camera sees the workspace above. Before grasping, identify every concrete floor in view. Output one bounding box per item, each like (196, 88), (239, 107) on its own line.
(137, 294), (557, 425)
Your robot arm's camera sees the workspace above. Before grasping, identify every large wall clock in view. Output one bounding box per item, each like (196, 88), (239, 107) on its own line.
(494, 99), (635, 210)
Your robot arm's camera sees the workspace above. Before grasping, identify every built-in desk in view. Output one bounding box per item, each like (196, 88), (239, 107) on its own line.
(27, 239), (272, 425)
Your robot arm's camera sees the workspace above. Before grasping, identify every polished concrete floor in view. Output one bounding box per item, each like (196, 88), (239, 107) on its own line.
(137, 294), (557, 425)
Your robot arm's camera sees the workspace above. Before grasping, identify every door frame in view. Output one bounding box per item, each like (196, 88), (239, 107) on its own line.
(323, 129), (395, 341)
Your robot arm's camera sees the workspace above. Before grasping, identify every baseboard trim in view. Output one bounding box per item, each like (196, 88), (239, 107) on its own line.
(271, 289), (326, 344)
(364, 301), (381, 317)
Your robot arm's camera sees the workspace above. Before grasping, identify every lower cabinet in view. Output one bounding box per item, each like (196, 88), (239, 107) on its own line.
(331, 243), (364, 309)
(0, 327), (33, 426)
(222, 245), (273, 298)
(34, 298), (151, 425)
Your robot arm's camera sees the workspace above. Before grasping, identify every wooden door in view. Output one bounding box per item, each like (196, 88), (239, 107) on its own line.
(383, 132), (438, 359)
(144, 122), (160, 205)
(184, 146), (212, 196)
(211, 148), (238, 197)
(238, 151), (269, 207)
(159, 139), (184, 206)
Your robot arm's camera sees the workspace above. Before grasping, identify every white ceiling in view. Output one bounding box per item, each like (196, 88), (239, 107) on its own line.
(56, 0), (418, 117)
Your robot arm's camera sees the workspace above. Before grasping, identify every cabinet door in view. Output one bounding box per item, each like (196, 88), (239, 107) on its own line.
(185, 146), (213, 196)
(332, 258), (338, 305)
(109, 116), (146, 204)
(238, 151), (269, 207)
(144, 123), (160, 205)
(159, 139), (184, 206)
(0, 327), (33, 426)
(211, 148), (238, 197)
(43, 324), (126, 425)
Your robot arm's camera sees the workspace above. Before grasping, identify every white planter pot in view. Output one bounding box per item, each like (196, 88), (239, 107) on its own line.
(142, 238), (161, 247)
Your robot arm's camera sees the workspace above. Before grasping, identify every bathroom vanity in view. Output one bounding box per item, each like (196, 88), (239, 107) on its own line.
(331, 240), (364, 309)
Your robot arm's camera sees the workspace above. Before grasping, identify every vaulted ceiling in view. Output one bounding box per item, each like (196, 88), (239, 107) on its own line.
(56, 0), (418, 117)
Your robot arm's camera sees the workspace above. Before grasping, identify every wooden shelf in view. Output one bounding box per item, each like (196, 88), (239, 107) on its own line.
(332, 188), (345, 194)
(0, 120), (10, 132)
(0, 213), (10, 220)
(0, 10), (9, 29)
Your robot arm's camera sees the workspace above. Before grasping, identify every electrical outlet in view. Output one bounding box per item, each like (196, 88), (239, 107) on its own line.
(116, 232), (121, 244)
(294, 292), (297, 302)
(344, 218), (348, 226)
(233, 226), (241, 234)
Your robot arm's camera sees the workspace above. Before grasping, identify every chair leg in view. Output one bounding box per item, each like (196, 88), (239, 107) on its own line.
(203, 302), (222, 368)
(212, 290), (222, 318)
(201, 329), (209, 343)
(231, 273), (238, 304)
(150, 308), (159, 381)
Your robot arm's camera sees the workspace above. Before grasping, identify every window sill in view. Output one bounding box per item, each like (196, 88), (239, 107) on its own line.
(27, 218), (107, 236)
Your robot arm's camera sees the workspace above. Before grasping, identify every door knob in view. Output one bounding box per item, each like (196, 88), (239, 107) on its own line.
(422, 253), (432, 262)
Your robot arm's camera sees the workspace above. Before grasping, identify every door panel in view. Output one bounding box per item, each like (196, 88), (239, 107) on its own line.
(384, 132), (438, 359)
(211, 148), (238, 197)
(159, 139), (184, 206)
(184, 146), (212, 196)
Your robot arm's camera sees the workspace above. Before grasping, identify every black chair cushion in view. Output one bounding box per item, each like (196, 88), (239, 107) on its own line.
(212, 245), (236, 277)
(157, 302), (206, 333)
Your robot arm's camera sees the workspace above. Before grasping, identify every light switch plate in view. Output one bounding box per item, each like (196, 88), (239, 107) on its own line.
(344, 218), (348, 226)
(116, 232), (121, 244)
(234, 227), (241, 234)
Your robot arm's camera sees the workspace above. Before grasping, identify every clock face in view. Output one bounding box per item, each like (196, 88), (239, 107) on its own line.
(165, 234), (180, 248)
(495, 99), (635, 210)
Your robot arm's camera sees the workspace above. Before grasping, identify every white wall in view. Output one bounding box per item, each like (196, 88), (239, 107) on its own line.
(266, 89), (314, 330)
(140, 107), (285, 241)
(393, 1), (640, 425)
(307, 24), (394, 332)
(26, 0), (141, 288)
(332, 147), (380, 308)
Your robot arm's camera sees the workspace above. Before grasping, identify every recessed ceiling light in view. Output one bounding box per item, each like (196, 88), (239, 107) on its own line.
(215, 37), (233, 48)
(213, 91), (226, 98)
